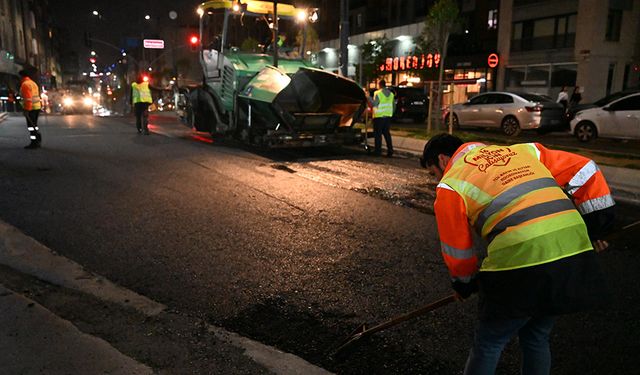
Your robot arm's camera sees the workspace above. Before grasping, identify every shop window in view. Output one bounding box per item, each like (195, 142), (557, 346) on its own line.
(527, 66), (550, 85)
(605, 9), (622, 41)
(488, 9), (498, 30)
(506, 67), (526, 88)
(550, 64), (577, 87)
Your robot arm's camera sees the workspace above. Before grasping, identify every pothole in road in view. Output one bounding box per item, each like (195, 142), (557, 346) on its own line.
(215, 295), (455, 374)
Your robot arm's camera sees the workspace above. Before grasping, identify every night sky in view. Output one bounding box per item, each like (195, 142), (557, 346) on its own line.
(51, 0), (201, 71)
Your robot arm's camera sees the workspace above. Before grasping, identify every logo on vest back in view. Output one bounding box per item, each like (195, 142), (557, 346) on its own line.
(464, 147), (517, 172)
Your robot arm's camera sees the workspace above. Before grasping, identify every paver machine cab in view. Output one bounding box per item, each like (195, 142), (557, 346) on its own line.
(187, 0), (367, 147)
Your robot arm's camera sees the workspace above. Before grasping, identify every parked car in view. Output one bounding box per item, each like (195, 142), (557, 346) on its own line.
(390, 86), (428, 123)
(445, 92), (565, 136)
(570, 92), (640, 142)
(566, 89), (640, 125)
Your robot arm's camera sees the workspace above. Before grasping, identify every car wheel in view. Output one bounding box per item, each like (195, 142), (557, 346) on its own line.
(444, 113), (459, 129)
(501, 116), (520, 136)
(574, 121), (597, 142)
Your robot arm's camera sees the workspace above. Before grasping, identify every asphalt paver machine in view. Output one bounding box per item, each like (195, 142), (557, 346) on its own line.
(185, 1), (367, 148)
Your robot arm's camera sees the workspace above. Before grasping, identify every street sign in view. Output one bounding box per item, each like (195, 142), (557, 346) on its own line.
(487, 53), (499, 68)
(143, 39), (165, 49)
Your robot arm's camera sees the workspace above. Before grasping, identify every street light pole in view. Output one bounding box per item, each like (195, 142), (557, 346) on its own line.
(339, 0), (349, 77)
(273, 0), (279, 68)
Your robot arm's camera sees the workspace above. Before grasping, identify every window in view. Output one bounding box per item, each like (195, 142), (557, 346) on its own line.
(488, 9), (498, 29)
(469, 95), (489, 105)
(605, 9), (623, 41)
(606, 63), (616, 95)
(550, 64), (577, 87)
(527, 65), (550, 84)
(493, 94), (514, 104)
(506, 67), (526, 87)
(610, 95), (640, 111)
(511, 14), (576, 51)
(623, 64), (631, 90)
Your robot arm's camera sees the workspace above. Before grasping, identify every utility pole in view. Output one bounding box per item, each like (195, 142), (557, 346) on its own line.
(273, 0), (279, 67)
(339, 0), (349, 77)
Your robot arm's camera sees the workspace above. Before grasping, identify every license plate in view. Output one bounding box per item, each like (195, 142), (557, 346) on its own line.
(551, 119), (560, 124)
(412, 101), (423, 105)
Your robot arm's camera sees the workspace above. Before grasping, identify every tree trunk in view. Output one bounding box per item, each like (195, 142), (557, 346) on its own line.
(435, 32), (449, 130)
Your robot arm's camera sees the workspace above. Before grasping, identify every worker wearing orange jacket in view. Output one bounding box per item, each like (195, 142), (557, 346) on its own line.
(420, 133), (615, 375)
(19, 70), (42, 149)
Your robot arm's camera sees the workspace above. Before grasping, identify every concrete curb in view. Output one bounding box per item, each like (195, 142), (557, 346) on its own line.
(0, 219), (334, 375)
(0, 284), (153, 374)
(0, 221), (166, 316)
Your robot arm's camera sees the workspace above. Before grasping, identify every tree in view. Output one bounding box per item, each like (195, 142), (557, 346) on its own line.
(295, 25), (319, 58)
(419, 0), (462, 133)
(240, 37), (260, 53)
(359, 37), (393, 86)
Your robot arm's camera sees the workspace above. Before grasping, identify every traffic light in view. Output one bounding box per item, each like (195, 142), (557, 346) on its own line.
(142, 75), (149, 82)
(189, 35), (199, 52)
(89, 57), (97, 64)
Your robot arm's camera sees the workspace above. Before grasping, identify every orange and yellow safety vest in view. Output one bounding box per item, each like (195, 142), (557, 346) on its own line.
(20, 77), (41, 111)
(434, 142), (614, 282)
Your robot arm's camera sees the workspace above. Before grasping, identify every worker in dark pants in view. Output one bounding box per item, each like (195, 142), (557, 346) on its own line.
(371, 80), (395, 157)
(131, 74), (153, 135)
(19, 70), (42, 149)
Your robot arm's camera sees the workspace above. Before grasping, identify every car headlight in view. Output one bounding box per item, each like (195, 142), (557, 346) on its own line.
(63, 97), (73, 106)
(83, 97), (94, 106)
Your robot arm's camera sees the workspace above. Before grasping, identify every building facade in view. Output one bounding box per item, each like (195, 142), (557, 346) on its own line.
(497, 0), (640, 102)
(0, 0), (63, 111)
(317, 0), (640, 104)
(317, 0), (500, 104)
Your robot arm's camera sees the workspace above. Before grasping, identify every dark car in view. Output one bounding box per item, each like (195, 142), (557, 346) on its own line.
(390, 86), (429, 123)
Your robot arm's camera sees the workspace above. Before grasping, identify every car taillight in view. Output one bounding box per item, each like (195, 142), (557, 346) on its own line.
(525, 106), (542, 112)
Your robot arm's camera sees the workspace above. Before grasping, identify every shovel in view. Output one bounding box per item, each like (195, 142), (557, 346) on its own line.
(332, 294), (457, 357)
(605, 219), (640, 242)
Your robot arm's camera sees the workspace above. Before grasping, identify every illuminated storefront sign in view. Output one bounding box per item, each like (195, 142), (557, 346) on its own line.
(379, 53), (441, 72)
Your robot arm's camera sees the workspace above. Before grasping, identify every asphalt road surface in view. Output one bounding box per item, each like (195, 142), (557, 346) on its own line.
(0, 113), (638, 374)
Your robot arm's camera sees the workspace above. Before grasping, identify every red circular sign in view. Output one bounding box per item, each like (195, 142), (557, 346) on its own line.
(488, 53), (499, 68)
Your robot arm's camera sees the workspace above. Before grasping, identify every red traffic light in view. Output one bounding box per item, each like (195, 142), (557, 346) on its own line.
(189, 35), (199, 45)
(142, 75), (150, 82)
(89, 57), (97, 64)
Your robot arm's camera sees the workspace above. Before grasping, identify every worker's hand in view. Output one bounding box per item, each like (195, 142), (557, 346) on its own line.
(451, 279), (478, 300)
(593, 240), (609, 253)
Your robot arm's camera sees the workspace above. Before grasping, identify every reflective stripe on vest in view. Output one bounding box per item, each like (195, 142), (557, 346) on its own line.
(373, 89), (393, 118)
(441, 143), (592, 272)
(132, 82), (152, 103)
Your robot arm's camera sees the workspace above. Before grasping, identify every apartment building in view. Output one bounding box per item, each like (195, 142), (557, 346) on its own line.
(497, 0), (640, 102)
(317, 0), (500, 103)
(0, 0), (62, 111)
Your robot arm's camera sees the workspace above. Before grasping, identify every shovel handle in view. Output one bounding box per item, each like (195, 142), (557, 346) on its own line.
(363, 294), (457, 336)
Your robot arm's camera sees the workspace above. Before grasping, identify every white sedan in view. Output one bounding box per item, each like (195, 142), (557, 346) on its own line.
(571, 92), (640, 142)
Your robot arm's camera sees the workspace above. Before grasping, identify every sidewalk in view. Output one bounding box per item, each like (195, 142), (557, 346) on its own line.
(0, 219), (333, 375)
(386, 133), (640, 206)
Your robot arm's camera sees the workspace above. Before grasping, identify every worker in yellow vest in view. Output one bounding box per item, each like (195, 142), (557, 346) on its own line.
(371, 80), (394, 157)
(420, 133), (615, 374)
(19, 70), (42, 149)
(131, 74), (153, 135)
